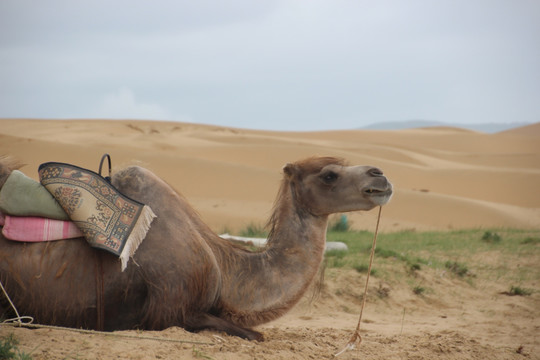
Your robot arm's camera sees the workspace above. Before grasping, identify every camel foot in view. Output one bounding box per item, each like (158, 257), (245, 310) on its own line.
(244, 329), (264, 342)
(187, 314), (264, 341)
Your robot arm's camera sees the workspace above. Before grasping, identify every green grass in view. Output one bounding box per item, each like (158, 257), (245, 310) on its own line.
(413, 286), (426, 295)
(323, 228), (540, 284)
(192, 347), (215, 360)
(481, 231), (502, 243)
(0, 334), (33, 360)
(504, 286), (533, 296)
(352, 263), (377, 276)
(521, 237), (540, 245)
(444, 261), (471, 277)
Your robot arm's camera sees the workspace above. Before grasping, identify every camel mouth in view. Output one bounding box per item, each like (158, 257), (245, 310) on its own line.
(363, 188), (390, 196)
(363, 186), (393, 205)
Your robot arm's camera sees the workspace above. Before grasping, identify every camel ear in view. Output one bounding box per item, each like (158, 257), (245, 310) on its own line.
(283, 163), (297, 179)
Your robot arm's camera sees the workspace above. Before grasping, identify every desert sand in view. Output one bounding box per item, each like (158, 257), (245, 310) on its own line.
(0, 118), (539, 359)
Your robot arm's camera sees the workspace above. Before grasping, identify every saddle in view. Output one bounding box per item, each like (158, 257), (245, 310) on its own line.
(0, 154), (155, 271)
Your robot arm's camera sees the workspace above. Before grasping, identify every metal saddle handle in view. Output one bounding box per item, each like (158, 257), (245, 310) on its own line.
(98, 153), (112, 183)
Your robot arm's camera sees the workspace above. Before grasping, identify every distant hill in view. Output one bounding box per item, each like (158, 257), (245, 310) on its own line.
(361, 120), (534, 133)
(498, 122), (540, 136)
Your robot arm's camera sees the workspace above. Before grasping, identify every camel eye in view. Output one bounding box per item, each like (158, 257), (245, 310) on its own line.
(321, 171), (338, 184)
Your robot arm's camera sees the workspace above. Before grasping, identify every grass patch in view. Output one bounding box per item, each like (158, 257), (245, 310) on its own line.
(325, 250), (348, 268)
(353, 263), (377, 276)
(375, 247), (403, 260)
(482, 231), (502, 243)
(502, 286), (533, 297)
(445, 261), (470, 277)
(192, 347), (215, 360)
(521, 237), (540, 245)
(376, 283), (390, 298)
(0, 334), (32, 360)
(323, 228), (540, 281)
(413, 286), (426, 295)
(352, 263), (369, 273)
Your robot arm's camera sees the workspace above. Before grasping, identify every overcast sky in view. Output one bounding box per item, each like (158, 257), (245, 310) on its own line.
(1, 0), (539, 131)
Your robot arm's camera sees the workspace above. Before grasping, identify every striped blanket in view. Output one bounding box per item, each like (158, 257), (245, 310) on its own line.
(0, 212), (83, 242)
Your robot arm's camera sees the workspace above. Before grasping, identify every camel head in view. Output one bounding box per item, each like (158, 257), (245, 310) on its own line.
(283, 157), (393, 216)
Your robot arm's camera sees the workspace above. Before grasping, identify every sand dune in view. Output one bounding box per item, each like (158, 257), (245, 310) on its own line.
(1, 119), (539, 359)
(1, 118), (539, 232)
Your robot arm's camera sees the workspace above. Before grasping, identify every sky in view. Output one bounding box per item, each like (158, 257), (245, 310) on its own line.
(1, 0), (539, 131)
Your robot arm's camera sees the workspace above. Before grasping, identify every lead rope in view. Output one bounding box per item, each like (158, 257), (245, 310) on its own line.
(334, 205), (383, 357)
(95, 252), (105, 331)
(0, 279), (34, 325)
(0, 278), (212, 345)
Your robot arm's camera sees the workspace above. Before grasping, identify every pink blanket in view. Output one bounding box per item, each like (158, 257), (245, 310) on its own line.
(0, 212), (83, 242)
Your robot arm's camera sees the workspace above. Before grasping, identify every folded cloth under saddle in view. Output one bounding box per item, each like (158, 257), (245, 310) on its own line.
(0, 212), (84, 241)
(0, 154), (156, 271)
(0, 169), (69, 220)
(0, 169), (81, 241)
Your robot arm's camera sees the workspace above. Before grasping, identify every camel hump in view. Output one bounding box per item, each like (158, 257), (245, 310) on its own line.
(0, 155), (24, 189)
(111, 165), (175, 208)
(112, 165), (148, 193)
(111, 165), (166, 195)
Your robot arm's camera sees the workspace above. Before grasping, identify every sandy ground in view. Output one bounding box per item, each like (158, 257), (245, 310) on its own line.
(2, 265), (539, 359)
(1, 119), (539, 359)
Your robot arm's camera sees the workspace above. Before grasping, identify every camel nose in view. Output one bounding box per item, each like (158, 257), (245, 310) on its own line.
(368, 167), (384, 177)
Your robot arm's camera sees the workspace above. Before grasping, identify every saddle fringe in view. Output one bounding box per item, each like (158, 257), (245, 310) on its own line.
(119, 205), (156, 271)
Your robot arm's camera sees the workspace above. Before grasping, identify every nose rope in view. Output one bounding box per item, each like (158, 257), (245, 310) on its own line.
(334, 205), (383, 357)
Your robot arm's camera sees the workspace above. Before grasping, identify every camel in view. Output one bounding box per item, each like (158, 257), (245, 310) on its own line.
(0, 156), (392, 340)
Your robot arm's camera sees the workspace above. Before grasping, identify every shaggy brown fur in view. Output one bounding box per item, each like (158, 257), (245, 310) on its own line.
(0, 156), (392, 340)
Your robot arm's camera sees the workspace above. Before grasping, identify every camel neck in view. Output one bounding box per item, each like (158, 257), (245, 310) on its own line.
(265, 201), (327, 254)
(213, 189), (328, 327)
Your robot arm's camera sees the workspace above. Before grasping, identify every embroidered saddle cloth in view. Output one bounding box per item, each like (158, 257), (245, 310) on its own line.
(38, 161), (156, 271)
